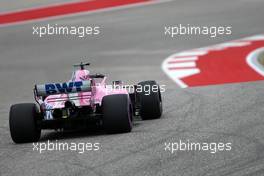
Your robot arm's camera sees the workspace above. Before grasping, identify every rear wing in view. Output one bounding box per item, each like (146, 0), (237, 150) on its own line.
(35, 81), (91, 96)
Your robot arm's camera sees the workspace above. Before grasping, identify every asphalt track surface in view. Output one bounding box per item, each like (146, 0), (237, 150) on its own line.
(1, 0), (264, 175)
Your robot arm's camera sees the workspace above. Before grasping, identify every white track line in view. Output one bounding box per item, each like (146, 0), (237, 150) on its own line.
(167, 62), (196, 68)
(170, 56), (198, 62)
(246, 47), (264, 77)
(173, 50), (208, 57)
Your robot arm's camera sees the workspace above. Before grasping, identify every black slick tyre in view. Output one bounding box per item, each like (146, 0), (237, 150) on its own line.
(102, 94), (132, 133)
(137, 80), (162, 120)
(9, 103), (41, 143)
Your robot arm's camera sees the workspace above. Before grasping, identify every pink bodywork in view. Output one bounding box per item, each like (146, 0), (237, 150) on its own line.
(43, 69), (128, 109)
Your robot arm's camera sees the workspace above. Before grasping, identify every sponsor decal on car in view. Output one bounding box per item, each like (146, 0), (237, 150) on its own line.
(36, 81), (91, 96)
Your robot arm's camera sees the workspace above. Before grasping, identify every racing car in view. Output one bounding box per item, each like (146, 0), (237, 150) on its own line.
(9, 62), (163, 143)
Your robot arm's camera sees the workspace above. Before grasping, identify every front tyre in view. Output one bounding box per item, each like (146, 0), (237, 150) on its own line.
(102, 94), (132, 133)
(9, 103), (41, 143)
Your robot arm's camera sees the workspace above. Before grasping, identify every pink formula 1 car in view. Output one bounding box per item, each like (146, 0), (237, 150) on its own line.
(9, 62), (163, 143)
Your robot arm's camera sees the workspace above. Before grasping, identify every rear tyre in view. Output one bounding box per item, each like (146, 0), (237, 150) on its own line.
(137, 80), (162, 120)
(9, 103), (41, 143)
(102, 94), (132, 133)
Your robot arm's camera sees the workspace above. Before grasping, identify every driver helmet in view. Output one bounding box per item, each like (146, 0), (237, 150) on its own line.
(74, 69), (90, 81)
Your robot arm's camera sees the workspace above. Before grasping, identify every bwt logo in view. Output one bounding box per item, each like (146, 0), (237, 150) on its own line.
(45, 81), (83, 94)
